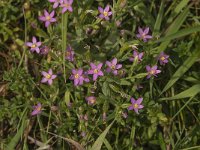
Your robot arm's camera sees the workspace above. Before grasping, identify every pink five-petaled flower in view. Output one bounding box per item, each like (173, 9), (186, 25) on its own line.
(146, 65), (161, 79)
(49, 0), (62, 8)
(26, 36), (41, 53)
(128, 97), (144, 114)
(158, 52), (169, 65)
(31, 103), (42, 116)
(98, 5), (112, 20)
(60, 0), (73, 13)
(85, 96), (96, 105)
(65, 45), (74, 62)
(39, 10), (56, 28)
(136, 27), (152, 42)
(69, 69), (89, 86)
(88, 63), (104, 81)
(129, 50), (144, 62)
(41, 69), (57, 85)
(106, 58), (122, 75)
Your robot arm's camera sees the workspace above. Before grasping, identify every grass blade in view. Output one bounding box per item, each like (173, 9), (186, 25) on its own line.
(161, 48), (200, 93)
(160, 84), (200, 101)
(90, 120), (115, 150)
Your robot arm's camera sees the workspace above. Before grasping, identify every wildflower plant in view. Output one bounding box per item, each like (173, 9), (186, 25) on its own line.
(2, 0), (200, 150)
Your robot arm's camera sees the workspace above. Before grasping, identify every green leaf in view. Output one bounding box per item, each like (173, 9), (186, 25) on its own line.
(155, 26), (200, 43)
(161, 48), (200, 93)
(160, 84), (200, 101)
(134, 3), (155, 29)
(153, 0), (164, 34)
(90, 121), (115, 150)
(7, 114), (28, 150)
(156, 4), (190, 53)
(64, 90), (70, 106)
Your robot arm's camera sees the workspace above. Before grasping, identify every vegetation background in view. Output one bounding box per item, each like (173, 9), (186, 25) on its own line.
(0, 0), (200, 149)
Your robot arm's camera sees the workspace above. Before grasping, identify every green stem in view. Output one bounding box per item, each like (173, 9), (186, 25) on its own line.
(62, 13), (68, 83)
(18, 9), (27, 70)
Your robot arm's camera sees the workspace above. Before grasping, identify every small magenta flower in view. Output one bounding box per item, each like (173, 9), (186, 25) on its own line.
(31, 103), (42, 116)
(39, 10), (56, 28)
(60, 0), (73, 13)
(129, 50), (144, 62)
(65, 45), (74, 61)
(40, 46), (50, 55)
(41, 69), (57, 85)
(86, 96), (96, 105)
(128, 97), (144, 114)
(69, 69), (85, 86)
(136, 27), (152, 42)
(98, 5), (112, 20)
(158, 52), (169, 65)
(88, 63), (104, 81)
(106, 58), (122, 75)
(146, 65), (161, 79)
(26, 36), (41, 53)
(49, 0), (62, 8)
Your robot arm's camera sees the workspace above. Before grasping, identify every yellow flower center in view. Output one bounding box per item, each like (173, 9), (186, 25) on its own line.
(36, 106), (42, 111)
(31, 44), (36, 48)
(103, 11), (108, 17)
(90, 99), (95, 104)
(46, 16), (51, 21)
(150, 70), (155, 75)
(46, 74), (51, 79)
(74, 74), (79, 79)
(66, 51), (70, 57)
(64, 4), (70, 8)
(133, 103), (138, 109)
(111, 65), (115, 70)
(160, 56), (165, 61)
(94, 69), (98, 74)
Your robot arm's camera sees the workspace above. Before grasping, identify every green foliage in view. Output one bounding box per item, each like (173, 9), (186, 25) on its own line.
(1, 0), (200, 150)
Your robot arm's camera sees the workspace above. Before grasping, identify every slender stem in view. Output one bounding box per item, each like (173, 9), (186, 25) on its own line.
(18, 8), (28, 70)
(62, 13), (68, 83)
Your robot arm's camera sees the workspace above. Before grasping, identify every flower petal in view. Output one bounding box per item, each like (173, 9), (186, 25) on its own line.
(136, 97), (143, 104)
(98, 6), (104, 13)
(97, 63), (103, 69)
(41, 77), (48, 83)
(104, 5), (110, 12)
(130, 97), (136, 104)
(50, 10), (55, 17)
(128, 105), (133, 110)
(144, 27), (149, 34)
(48, 79), (53, 85)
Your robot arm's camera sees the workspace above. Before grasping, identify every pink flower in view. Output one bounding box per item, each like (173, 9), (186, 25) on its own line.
(88, 63), (104, 81)
(136, 27), (152, 42)
(85, 96), (96, 105)
(31, 103), (42, 116)
(146, 65), (161, 79)
(65, 45), (74, 61)
(60, 0), (73, 13)
(98, 5), (112, 20)
(106, 58), (122, 75)
(39, 10), (56, 28)
(41, 69), (57, 85)
(26, 36), (41, 53)
(69, 69), (89, 86)
(40, 46), (50, 55)
(129, 50), (144, 62)
(158, 52), (169, 65)
(128, 97), (144, 114)
(49, 0), (62, 8)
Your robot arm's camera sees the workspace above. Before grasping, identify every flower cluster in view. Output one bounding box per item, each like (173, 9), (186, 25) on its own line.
(26, 1), (170, 118)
